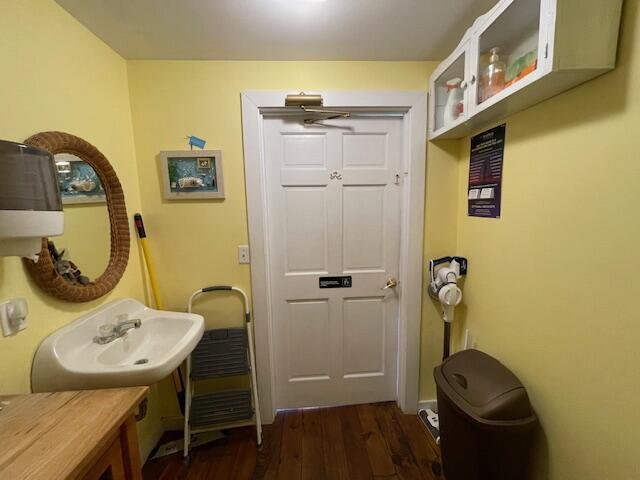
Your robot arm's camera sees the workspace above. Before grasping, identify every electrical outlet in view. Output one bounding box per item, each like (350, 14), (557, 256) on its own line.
(0, 298), (28, 337)
(238, 245), (250, 264)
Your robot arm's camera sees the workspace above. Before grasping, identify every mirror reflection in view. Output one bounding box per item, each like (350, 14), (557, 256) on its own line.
(52, 153), (110, 282)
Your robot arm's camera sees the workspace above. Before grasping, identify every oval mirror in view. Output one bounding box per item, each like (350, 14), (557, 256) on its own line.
(23, 132), (129, 302)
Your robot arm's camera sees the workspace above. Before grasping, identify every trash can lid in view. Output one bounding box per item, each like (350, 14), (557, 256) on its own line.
(434, 349), (533, 422)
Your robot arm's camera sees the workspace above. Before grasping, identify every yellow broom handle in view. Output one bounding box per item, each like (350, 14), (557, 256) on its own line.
(134, 214), (164, 310)
(134, 214), (183, 393)
(139, 237), (164, 310)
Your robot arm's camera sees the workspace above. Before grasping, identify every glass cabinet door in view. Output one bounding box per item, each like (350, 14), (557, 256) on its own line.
(473, 0), (547, 110)
(429, 41), (474, 136)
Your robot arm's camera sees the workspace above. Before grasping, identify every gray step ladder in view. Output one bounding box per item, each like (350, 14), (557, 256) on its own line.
(183, 286), (262, 457)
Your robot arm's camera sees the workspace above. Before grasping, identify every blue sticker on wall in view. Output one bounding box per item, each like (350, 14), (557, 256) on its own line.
(188, 135), (207, 149)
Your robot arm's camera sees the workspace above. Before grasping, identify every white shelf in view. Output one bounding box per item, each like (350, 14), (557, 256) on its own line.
(428, 0), (623, 140)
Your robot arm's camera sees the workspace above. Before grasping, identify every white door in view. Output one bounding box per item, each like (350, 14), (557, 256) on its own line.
(264, 115), (403, 409)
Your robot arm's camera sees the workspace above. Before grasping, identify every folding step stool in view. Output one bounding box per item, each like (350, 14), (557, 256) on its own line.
(183, 285), (262, 457)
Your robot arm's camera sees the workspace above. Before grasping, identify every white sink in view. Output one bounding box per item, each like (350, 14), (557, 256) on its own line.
(32, 299), (204, 392)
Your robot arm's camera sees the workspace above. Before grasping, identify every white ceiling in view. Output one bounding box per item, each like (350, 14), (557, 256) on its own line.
(55, 0), (497, 61)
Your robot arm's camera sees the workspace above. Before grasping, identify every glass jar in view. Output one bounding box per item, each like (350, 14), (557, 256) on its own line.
(479, 47), (506, 103)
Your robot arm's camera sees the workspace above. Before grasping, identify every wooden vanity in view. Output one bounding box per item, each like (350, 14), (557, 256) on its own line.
(0, 387), (147, 480)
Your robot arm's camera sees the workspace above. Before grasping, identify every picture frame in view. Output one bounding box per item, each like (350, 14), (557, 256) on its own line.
(159, 150), (225, 200)
(55, 153), (106, 205)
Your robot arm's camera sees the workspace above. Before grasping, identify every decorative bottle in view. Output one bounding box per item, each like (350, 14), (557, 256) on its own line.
(444, 78), (464, 125)
(479, 47), (506, 103)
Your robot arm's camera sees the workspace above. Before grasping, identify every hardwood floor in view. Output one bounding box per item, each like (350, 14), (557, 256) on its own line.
(143, 402), (443, 480)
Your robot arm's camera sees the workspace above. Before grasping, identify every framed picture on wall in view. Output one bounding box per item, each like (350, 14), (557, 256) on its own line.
(159, 150), (225, 200)
(55, 153), (106, 205)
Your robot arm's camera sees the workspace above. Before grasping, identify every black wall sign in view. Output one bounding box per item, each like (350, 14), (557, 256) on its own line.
(468, 124), (506, 218)
(319, 276), (352, 289)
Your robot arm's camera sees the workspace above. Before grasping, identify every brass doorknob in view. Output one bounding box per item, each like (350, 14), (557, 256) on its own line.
(381, 277), (398, 290)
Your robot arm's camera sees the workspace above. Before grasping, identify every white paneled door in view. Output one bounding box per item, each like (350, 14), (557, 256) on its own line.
(264, 116), (403, 409)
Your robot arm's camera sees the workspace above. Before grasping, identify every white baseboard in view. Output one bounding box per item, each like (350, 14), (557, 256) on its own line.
(418, 399), (438, 412)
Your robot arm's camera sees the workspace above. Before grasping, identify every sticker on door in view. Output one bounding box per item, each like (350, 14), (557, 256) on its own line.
(319, 276), (352, 289)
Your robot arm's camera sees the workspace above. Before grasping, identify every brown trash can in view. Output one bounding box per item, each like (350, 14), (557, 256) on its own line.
(434, 349), (537, 480)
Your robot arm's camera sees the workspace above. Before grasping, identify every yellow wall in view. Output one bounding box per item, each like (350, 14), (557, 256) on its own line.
(421, 139), (461, 400)
(0, 0), (161, 460)
(126, 60), (457, 407)
(449, 1), (640, 478)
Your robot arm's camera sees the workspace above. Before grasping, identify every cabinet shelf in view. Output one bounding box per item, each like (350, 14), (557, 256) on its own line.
(428, 0), (623, 140)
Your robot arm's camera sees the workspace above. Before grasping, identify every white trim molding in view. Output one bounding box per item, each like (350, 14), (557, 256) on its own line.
(418, 399), (438, 413)
(241, 91), (427, 423)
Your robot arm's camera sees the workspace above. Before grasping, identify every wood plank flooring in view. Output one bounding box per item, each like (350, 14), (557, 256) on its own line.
(143, 402), (443, 480)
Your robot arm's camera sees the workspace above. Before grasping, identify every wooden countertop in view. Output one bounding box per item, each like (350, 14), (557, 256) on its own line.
(0, 387), (148, 480)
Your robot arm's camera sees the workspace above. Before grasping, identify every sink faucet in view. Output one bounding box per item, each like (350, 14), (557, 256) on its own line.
(94, 318), (142, 344)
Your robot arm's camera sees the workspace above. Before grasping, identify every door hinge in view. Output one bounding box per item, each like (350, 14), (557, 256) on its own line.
(544, 43), (549, 59)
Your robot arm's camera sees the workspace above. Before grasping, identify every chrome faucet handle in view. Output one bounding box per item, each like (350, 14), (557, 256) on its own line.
(94, 319), (140, 344)
(94, 323), (116, 344)
(99, 323), (116, 336)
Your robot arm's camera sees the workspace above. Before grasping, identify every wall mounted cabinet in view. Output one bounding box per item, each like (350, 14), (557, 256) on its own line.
(428, 0), (623, 140)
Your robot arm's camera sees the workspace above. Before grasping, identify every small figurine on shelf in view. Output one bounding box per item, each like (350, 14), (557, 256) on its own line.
(479, 47), (506, 103)
(444, 78), (464, 126)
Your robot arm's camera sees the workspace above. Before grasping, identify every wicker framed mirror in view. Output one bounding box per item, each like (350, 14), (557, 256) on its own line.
(23, 131), (129, 302)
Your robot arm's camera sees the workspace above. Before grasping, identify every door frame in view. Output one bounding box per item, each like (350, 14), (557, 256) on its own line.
(241, 91), (427, 422)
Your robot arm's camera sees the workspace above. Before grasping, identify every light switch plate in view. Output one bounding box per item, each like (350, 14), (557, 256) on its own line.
(238, 245), (250, 264)
(0, 298), (28, 337)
